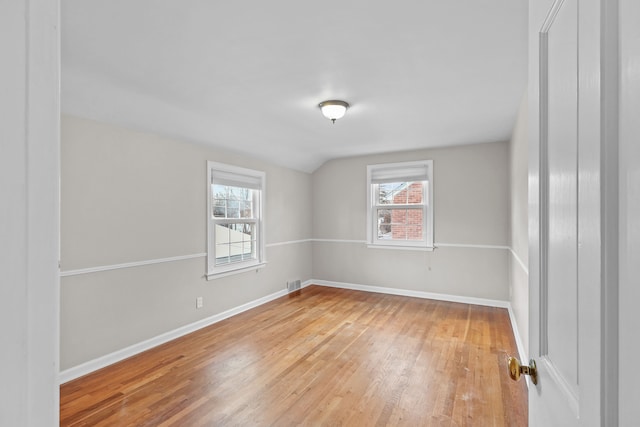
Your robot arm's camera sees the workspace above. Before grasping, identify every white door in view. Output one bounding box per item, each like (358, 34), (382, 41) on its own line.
(527, 0), (605, 424)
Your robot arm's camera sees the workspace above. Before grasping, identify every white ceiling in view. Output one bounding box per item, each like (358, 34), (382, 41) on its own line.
(62, 1), (528, 173)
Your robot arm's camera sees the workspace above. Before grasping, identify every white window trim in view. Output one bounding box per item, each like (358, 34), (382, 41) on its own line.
(206, 161), (266, 280)
(366, 160), (434, 250)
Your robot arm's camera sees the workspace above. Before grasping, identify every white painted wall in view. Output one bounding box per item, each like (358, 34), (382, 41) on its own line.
(508, 94), (529, 359)
(0, 0), (60, 424)
(60, 116), (313, 371)
(312, 142), (510, 300)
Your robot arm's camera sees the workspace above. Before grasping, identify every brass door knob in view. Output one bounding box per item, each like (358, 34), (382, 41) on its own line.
(508, 357), (538, 385)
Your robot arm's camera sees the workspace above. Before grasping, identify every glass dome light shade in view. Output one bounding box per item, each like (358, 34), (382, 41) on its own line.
(319, 100), (349, 121)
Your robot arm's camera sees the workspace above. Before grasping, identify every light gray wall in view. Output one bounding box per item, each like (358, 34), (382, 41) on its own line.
(312, 142), (510, 300)
(508, 94), (529, 358)
(60, 115), (312, 370)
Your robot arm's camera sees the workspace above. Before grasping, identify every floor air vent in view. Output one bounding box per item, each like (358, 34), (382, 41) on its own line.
(287, 280), (301, 292)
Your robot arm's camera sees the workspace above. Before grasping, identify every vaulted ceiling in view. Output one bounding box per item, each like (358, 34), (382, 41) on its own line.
(62, 1), (528, 172)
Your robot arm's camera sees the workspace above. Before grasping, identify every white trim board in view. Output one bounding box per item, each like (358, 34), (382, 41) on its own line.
(312, 238), (368, 244)
(59, 288), (288, 384)
(313, 239), (511, 250)
(304, 279), (510, 308)
(265, 238), (313, 247)
(506, 304), (529, 388)
(436, 243), (509, 250)
(60, 240), (515, 278)
(60, 253), (207, 277)
(59, 239), (313, 278)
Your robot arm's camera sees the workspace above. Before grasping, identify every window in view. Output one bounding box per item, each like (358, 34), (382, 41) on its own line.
(207, 161), (265, 279)
(366, 160), (433, 249)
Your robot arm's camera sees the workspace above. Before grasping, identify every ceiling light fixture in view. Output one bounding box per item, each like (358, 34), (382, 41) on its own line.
(319, 100), (349, 124)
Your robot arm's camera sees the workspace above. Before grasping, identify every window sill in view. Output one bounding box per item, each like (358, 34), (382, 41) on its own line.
(367, 244), (434, 252)
(206, 261), (267, 280)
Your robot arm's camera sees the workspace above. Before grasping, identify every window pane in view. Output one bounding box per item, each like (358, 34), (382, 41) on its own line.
(228, 241), (244, 261)
(378, 181), (424, 205)
(379, 182), (406, 204)
(237, 223), (254, 240)
(212, 184), (228, 218)
(407, 208), (423, 225)
(215, 223), (230, 241)
(213, 199), (226, 218)
(213, 184), (227, 199)
(242, 240), (256, 261)
(228, 185), (252, 201)
(240, 201), (253, 218)
(228, 223), (253, 241)
(227, 200), (239, 218)
(377, 208), (424, 241)
(214, 222), (256, 265)
(215, 224), (230, 265)
(213, 185), (255, 219)
(391, 208), (407, 225)
(391, 224), (407, 240)
(378, 183), (396, 204)
(406, 226), (423, 240)
(377, 209), (392, 238)
(227, 224), (242, 242)
(215, 244), (230, 265)
(407, 182), (423, 204)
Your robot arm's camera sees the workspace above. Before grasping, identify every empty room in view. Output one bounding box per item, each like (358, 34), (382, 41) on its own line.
(57, 2), (530, 424)
(4, 0), (638, 426)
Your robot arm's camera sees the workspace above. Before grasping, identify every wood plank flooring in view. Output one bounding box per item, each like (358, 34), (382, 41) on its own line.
(60, 285), (527, 426)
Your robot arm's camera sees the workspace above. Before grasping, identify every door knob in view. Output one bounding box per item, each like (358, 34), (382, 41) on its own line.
(508, 357), (538, 385)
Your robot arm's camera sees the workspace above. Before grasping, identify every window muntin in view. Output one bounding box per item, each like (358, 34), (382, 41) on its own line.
(367, 161), (433, 249)
(207, 162), (265, 278)
(213, 185), (254, 219)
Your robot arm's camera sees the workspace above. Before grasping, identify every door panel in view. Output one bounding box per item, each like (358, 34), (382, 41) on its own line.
(529, 0), (603, 424)
(536, 0), (580, 422)
(544, 0), (578, 397)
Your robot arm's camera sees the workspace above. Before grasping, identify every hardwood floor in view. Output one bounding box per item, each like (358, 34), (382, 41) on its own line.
(60, 285), (527, 426)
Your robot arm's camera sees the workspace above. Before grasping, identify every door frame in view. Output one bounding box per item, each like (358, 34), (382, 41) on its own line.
(0, 0), (60, 424)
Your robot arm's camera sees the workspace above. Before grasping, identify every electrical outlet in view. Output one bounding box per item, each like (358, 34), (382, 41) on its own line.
(196, 296), (203, 309)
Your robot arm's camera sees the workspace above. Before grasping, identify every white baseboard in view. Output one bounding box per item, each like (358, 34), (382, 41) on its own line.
(59, 288), (289, 384)
(506, 305), (527, 364)
(304, 278), (510, 308)
(506, 304), (530, 389)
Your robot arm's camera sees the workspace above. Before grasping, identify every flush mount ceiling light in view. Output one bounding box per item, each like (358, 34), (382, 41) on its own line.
(318, 100), (349, 124)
